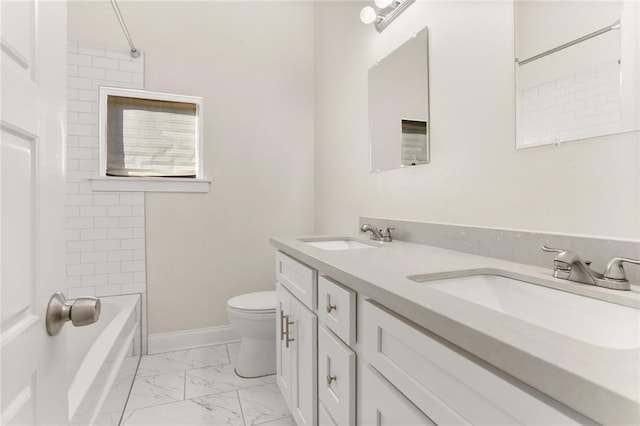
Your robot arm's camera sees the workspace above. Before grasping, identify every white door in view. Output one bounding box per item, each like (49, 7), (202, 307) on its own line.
(1, 0), (68, 424)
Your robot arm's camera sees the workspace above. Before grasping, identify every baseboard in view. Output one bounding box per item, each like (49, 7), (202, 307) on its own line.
(148, 325), (240, 354)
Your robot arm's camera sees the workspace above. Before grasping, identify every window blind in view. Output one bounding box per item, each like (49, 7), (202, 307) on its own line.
(401, 119), (428, 166)
(106, 96), (197, 177)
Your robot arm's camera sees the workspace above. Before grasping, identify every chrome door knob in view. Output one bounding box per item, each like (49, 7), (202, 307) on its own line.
(46, 292), (101, 336)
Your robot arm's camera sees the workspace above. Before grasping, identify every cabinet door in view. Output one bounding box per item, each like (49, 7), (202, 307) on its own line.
(362, 364), (435, 426)
(290, 295), (318, 426)
(276, 283), (292, 409)
(319, 401), (338, 426)
(318, 326), (355, 426)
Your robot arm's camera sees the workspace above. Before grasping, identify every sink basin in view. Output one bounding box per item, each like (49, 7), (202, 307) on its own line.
(300, 238), (379, 251)
(416, 274), (640, 350)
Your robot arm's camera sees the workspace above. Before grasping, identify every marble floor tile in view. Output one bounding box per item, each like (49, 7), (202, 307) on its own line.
(137, 345), (230, 377)
(122, 395), (243, 426)
(255, 415), (296, 426)
(121, 344), (292, 426)
(192, 391), (244, 424)
(227, 342), (241, 364)
(93, 411), (122, 426)
(238, 383), (290, 426)
(185, 363), (275, 399)
(125, 371), (185, 411)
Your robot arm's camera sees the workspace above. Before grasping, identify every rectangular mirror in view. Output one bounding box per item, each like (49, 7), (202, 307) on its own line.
(515, 1), (640, 148)
(369, 27), (430, 172)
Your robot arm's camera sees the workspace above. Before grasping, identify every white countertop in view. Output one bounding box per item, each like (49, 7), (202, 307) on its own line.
(270, 235), (640, 425)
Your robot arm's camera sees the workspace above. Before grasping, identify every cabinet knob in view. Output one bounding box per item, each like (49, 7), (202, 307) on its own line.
(326, 374), (337, 385)
(326, 303), (337, 313)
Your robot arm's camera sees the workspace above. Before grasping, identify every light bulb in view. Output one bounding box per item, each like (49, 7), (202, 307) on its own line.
(374, 0), (394, 8)
(360, 6), (377, 24)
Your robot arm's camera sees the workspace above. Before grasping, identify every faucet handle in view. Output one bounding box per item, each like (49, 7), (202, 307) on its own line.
(541, 245), (576, 272)
(382, 227), (395, 242)
(541, 245), (564, 254)
(604, 257), (640, 282)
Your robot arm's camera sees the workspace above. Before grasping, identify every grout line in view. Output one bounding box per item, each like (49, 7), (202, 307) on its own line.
(225, 343), (232, 363)
(184, 361), (231, 375)
(183, 369), (187, 400)
(125, 396), (192, 412)
(253, 415), (293, 426)
(236, 390), (247, 426)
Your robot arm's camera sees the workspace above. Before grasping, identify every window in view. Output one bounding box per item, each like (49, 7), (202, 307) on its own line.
(94, 87), (208, 192)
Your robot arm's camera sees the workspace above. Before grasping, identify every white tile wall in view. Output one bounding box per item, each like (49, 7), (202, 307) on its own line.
(517, 60), (622, 147)
(66, 41), (148, 353)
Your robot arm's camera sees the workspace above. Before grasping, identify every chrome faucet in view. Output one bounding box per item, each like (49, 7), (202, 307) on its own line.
(541, 245), (639, 291)
(360, 224), (394, 242)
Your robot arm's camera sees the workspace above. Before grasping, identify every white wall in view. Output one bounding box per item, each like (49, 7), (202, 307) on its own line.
(68, 1), (315, 334)
(314, 1), (639, 239)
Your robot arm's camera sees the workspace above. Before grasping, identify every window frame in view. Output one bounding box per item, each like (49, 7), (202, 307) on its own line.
(95, 87), (208, 192)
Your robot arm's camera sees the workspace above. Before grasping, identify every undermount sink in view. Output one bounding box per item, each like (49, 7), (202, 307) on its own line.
(300, 237), (379, 251)
(412, 274), (640, 350)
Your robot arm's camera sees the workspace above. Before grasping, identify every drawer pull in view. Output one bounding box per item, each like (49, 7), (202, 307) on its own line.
(284, 315), (295, 348)
(326, 374), (337, 385)
(326, 303), (337, 313)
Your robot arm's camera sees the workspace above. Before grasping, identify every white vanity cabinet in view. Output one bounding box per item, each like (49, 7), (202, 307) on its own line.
(316, 277), (356, 426)
(276, 248), (592, 426)
(275, 251), (318, 426)
(362, 300), (592, 425)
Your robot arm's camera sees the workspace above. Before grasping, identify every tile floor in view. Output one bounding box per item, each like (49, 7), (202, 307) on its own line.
(121, 342), (294, 426)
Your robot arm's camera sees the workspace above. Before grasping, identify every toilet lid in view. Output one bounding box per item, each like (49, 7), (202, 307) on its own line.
(227, 291), (276, 312)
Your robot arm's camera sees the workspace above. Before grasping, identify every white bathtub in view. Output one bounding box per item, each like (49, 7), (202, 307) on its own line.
(67, 294), (141, 426)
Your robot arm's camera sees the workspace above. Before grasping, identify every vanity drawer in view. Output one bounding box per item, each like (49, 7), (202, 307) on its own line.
(362, 300), (589, 425)
(276, 251), (317, 310)
(318, 325), (355, 426)
(362, 364), (435, 426)
(318, 276), (356, 345)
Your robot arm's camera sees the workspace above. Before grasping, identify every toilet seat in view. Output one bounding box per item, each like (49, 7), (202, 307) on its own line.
(227, 291), (276, 313)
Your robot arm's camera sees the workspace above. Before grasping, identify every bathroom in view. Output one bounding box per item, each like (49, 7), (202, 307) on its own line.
(1, 0), (639, 424)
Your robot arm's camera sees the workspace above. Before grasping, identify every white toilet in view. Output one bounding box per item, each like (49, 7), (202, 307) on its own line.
(226, 290), (277, 378)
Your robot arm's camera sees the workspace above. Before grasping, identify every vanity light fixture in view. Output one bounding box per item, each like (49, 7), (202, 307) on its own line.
(360, 0), (416, 32)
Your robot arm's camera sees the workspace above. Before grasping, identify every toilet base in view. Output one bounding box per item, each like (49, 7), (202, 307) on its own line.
(234, 337), (276, 378)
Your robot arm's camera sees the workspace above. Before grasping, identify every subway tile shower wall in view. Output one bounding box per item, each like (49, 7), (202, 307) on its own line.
(517, 60), (622, 146)
(66, 41), (148, 353)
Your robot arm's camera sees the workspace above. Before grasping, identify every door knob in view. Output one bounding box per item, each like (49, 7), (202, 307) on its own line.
(46, 292), (101, 336)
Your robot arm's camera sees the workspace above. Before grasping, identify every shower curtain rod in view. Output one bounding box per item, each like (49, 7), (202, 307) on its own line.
(109, 0), (140, 58)
(516, 19), (621, 66)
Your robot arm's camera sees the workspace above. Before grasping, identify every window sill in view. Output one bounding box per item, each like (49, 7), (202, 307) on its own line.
(90, 177), (211, 193)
